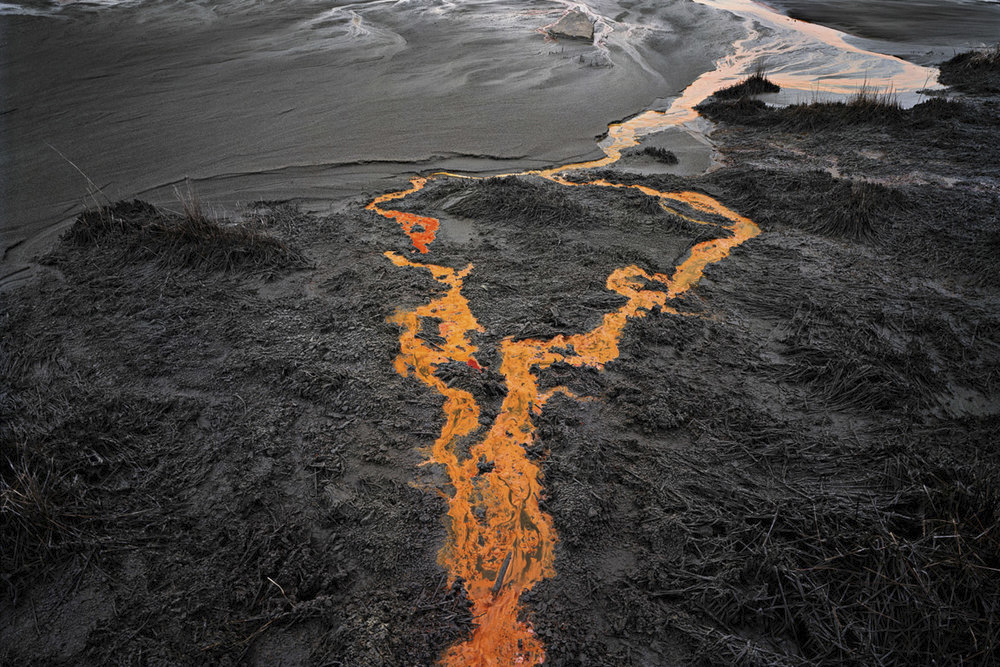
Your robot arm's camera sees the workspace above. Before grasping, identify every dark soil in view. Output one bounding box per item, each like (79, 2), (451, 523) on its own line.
(3, 55), (999, 666)
(696, 94), (986, 132)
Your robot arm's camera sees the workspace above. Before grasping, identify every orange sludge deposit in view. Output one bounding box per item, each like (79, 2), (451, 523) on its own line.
(366, 176), (440, 253)
(368, 54), (761, 659)
(377, 175), (759, 664)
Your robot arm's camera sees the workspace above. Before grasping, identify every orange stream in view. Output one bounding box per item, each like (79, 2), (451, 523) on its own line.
(365, 6), (889, 660)
(377, 166), (758, 665)
(363, 0), (944, 657)
(366, 176), (439, 253)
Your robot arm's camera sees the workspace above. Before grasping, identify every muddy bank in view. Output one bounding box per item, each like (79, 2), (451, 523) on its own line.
(3, 55), (999, 664)
(0, 0), (735, 267)
(3, 0), (970, 274)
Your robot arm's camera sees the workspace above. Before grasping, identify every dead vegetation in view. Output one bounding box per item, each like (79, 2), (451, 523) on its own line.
(698, 48), (1000, 132)
(524, 224), (999, 664)
(65, 198), (306, 273)
(512, 47), (1000, 667)
(4, 44), (1000, 667)
(697, 93), (912, 130)
(1, 202), (470, 664)
(712, 67), (781, 100)
(0, 439), (81, 591)
(0, 349), (86, 593)
(804, 179), (897, 242)
(940, 44), (1000, 93)
(587, 167), (913, 246)
(712, 165), (999, 286)
(402, 173), (730, 248)
(723, 169), (908, 243)
(669, 423), (1000, 666)
(698, 83), (976, 131)
(435, 176), (589, 228)
(623, 146), (679, 164)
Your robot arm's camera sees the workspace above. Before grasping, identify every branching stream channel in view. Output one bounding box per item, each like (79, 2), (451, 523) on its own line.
(365, 1), (936, 662)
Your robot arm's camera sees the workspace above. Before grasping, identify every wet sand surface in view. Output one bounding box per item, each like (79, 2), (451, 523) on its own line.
(1, 0), (733, 266)
(764, 0), (1000, 60)
(5, 0), (997, 277)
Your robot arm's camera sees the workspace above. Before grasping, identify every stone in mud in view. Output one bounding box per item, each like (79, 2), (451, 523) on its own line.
(547, 10), (594, 41)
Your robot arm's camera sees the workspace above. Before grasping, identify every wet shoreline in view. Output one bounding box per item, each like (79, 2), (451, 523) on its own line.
(763, 0), (1000, 55)
(4, 0), (996, 283)
(0, 0), (733, 270)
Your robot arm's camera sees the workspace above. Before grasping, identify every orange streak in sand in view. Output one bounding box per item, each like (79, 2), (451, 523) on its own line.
(363, 0), (939, 647)
(380, 186), (758, 664)
(366, 25), (781, 662)
(366, 176), (440, 253)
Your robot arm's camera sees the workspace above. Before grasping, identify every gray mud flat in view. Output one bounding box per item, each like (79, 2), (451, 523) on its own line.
(2, 59), (999, 665)
(0, 0), (733, 266)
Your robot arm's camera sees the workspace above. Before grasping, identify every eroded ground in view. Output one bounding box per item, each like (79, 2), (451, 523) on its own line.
(2, 62), (999, 665)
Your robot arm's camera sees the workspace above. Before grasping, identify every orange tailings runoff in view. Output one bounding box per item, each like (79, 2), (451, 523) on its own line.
(366, 176), (439, 253)
(367, 38), (763, 664)
(360, 0), (945, 655)
(374, 175), (758, 665)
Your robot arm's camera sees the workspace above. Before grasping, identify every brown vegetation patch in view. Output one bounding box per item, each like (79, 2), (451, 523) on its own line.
(66, 199), (306, 273)
(939, 44), (1000, 93)
(712, 70), (781, 99)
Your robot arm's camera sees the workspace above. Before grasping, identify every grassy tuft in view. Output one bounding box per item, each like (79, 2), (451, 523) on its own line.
(713, 64), (781, 100)
(696, 88), (969, 131)
(777, 84), (904, 129)
(803, 179), (895, 242)
(845, 81), (902, 115)
(940, 44), (1000, 93)
(623, 145), (679, 164)
(442, 176), (589, 228)
(848, 81), (900, 109)
(708, 167), (911, 244)
(173, 182), (207, 223)
(1, 445), (67, 580)
(695, 97), (772, 125)
(65, 199), (306, 273)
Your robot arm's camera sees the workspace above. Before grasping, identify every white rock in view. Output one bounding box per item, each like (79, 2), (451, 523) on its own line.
(547, 10), (594, 41)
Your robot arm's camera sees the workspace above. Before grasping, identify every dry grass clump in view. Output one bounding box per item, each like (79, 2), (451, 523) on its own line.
(773, 85), (905, 130)
(0, 351), (86, 593)
(713, 67), (781, 100)
(939, 44), (1000, 93)
(847, 81), (901, 109)
(65, 199), (153, 243)
(443, 176), (588, 228)
(696, 83), (972, 131)
(715, 167), (907, 244)
(803, 179), (897, 242)
(684, 453), (1000, 665)
(623, 146), (679, 164)
(962, 43), (1000, 69)
(145, 213), (295, 271)
(696, 96), (772, 125)
(0, 442), (79, 587)
(67, 198), (305, 272)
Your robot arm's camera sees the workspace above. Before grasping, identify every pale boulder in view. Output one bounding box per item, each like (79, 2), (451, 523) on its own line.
(547, 10), (594, 41)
